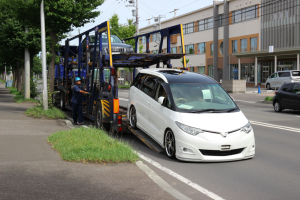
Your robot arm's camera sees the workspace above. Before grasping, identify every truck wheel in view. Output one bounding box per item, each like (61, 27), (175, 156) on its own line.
(95, 101), (110, 131)
(129, 106), (137, 129)
(60, 92), (66, 111)
(165, 129), (176, 159)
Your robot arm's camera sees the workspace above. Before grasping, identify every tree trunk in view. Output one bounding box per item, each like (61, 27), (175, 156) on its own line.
(21, 65), (25, 95)
(16, 62), (22, 92)
(49, 30), (57, 94)
(13, 68), (17, 88)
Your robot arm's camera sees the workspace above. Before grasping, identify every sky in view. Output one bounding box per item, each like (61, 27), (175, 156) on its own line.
(62, 0), (214, 46)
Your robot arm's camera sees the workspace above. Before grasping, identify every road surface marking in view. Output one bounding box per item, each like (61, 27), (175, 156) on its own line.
(136, 161), (191, 200)
(250, 120), (300, 133)
(137, 152), (225, 200)
(234, 100), (256, 103)
(119, 98), (129, 101)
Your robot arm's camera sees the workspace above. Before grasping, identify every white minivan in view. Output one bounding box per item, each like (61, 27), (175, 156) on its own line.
(265, 70), (300, 90)
(128, 69), (255, 162)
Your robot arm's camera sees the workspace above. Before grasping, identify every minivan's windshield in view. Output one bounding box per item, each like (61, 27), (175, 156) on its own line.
(292, 71), (300, 76)
(90, 35), (122, 44)
(170, 83), (237, 112)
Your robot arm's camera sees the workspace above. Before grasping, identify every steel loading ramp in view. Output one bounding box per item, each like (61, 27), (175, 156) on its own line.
(128, 126), (165, 154)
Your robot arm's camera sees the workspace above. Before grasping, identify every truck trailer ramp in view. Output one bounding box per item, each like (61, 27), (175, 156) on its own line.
(127, 126), (164, 153)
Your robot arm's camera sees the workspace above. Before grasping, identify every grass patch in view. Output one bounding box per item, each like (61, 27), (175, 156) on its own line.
(264, 96), (274, 101)
(48, 127), (139, 163)
(0, 79), (5, 83)
(118, 85), (131, 89)
(25, 106), (66, 119)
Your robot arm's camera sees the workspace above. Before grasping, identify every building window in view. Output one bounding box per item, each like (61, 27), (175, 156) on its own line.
(241, 39), (247, 52)
(251, 37), (257, 52)
(220, 42), (224, 55)
(183, 23), (194, 34)
(205, 17), (214, 29)
(141, 36), (146, 44)
(219, 14), (223, 27)
(185, 44), (194, 54)
(232, 40), (238, 53)
(198, 43), (206, 54)
(197, 66), (205, 74)
(152, 33), (161, 42)
(190, 67), (194, 72)
(179, 47), (182, 53)
(198, 20), (204, 31)
(211, 43), (214, 55)
(171, 47), (177, 53)
(232, 5), (258, 23)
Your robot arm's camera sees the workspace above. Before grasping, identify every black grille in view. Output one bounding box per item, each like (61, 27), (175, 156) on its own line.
(199, 148), (244, 156)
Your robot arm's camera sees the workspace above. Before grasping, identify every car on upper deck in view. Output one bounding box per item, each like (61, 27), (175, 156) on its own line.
(127, 68), (255, 162)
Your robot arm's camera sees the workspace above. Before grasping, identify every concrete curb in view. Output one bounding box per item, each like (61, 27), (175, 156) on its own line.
(63, 118), (190, 200)
(258, 100), (273, 104)
(136, 161), (191, 200)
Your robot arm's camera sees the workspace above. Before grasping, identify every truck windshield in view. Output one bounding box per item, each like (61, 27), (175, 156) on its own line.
(90, 35), (122, 44)
(169, 83), (237, 112)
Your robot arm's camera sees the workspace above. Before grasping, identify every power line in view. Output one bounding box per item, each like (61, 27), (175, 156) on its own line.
(139, 0), (160, 15)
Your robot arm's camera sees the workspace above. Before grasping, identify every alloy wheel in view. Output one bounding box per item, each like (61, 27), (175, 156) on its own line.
(129, 106), (137, 128)
(165, 130), (176, 158)
(274, 101), (282, 112)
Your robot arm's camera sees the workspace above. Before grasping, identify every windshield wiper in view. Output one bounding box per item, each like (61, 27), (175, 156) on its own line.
(227, 108), (239, 112)
(190, 109), (223, 113)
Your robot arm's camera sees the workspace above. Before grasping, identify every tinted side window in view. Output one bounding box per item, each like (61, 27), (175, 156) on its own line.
(270, 73), (277, 78)
(155, 84), (171, 109)
(279, 72), (290, 77)
(140, 76), (157, 98)
(282, 84), (293, 93)
(132, 73), (146, 89)
(292, 84), (300, 94)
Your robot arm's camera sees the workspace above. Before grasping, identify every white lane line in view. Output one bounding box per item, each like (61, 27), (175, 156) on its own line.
(138, 153), (225, 200)
(234, 100), (256, 103)
(119, 98), (129, 101)
(250, 120), (300, 133)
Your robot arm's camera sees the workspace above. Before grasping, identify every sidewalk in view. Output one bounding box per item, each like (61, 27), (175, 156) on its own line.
(0, 83), (175, 200)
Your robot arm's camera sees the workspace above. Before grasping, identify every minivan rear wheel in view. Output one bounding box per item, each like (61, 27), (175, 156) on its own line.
(266, 83), (271, 90)
(274, 101), (282, 112)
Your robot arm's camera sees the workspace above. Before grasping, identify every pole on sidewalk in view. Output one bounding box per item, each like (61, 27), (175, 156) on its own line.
(40, 0), (48, 110)
(24, 30), (30, 99)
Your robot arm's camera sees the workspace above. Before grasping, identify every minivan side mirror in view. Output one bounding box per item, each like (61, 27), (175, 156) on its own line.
(158, 96), (165, 105)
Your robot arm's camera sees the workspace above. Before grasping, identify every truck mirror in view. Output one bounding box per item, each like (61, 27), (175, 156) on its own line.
(158, 96), (165, 105)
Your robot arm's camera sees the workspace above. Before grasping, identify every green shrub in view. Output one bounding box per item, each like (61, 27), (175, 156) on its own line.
(264, 96), (274, 101)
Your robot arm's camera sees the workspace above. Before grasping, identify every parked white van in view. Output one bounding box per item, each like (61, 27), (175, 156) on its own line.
(265, 70), (300, 90)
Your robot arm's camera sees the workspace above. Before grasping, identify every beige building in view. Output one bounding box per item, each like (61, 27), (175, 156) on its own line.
(137, 0), (300, 87)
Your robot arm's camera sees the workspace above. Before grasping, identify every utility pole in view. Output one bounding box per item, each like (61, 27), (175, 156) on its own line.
(169, 9), (179, 17)
(154, 15), (166, 30)
(40, 0), (48, 110)
(126, 0), (139, 35)
(24, 33), (30, 99)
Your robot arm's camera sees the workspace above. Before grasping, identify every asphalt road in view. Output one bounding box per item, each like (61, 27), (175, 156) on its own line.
(116, 89), (300, 200)
(56, 88), (300, 200)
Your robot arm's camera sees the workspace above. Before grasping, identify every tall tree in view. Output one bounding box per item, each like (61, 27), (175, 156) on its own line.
(14, 0), (105, 93)
(109, 14), (136, 50)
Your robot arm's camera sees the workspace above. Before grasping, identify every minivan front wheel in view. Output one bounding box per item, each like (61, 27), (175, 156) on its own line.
(165, 130), (176, 159)
(266, 83), (271, 90)
(274, 101), (282, 112)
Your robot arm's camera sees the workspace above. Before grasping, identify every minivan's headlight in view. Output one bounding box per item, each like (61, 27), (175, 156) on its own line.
(241, 122), (252, 134)
(175, 122), (203, 136)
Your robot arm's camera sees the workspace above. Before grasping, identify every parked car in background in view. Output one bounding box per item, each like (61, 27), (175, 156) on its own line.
(265, 70), (300, 90)
(273, 83), (300, 112)
(128, 69), (255, 162)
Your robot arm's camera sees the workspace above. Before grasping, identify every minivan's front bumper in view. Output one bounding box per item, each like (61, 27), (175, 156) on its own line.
(174, 127), (255, 162)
